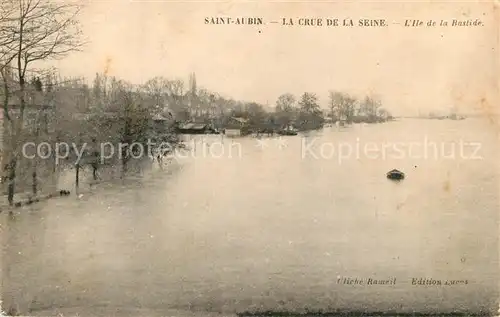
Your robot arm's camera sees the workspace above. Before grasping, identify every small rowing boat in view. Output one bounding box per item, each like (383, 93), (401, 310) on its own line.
(387, 169), (405, 180)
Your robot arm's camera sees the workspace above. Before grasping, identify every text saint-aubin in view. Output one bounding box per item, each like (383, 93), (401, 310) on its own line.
(204, 17), (263, 25)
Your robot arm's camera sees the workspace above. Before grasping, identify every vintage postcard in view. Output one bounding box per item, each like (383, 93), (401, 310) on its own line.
(0, 0), (499, 316)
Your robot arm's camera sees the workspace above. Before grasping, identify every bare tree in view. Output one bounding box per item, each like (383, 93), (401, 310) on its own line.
(329, 91), (356, 123)
(0, 0), (85, 205)
(91, 72), (108, 110)
(328, 91), (342, 120)
(359, 95), (382, 120)
(298, 92), (320, 114)
(0, 1), (19, 69)
(164, 79), (185, 114)
(167, 79), (184, 96)
(114, 82), (149, 178)
(195, 87), (213, 117)
(142, 76), (170, 112)
(276, 93), (296, 112)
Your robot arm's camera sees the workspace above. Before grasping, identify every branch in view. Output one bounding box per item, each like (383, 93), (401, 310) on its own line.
(1, 0), (86, 78)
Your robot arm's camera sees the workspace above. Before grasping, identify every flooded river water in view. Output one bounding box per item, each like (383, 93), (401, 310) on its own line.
(1, 118), (499, 316)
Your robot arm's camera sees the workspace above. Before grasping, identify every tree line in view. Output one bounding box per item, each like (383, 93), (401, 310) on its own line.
(48, 76), (393, 133)
(275, 91), (392, 127)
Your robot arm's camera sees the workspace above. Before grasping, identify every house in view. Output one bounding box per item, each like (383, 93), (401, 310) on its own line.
(224, 117), (250, 137)
(148, 112), (177, 144)
(175, 122), (218, 135)
(151, 112), (175, 133)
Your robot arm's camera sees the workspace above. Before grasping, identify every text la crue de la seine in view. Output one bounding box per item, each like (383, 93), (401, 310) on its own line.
(204, 17), (388, 27)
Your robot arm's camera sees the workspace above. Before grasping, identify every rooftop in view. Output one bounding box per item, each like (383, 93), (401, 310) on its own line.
(178, 123), (208, 130)
(231, 117), (249, 124)
(151, 113), (173, 121)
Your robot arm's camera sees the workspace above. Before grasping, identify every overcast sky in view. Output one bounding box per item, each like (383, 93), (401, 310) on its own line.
(50, 1), (497, 116)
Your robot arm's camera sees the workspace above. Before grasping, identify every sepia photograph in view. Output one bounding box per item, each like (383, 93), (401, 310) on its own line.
(0, 0), (499, 316)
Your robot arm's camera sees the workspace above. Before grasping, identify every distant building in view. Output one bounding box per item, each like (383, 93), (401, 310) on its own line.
(224, 117), (250, 137)
(150, 112), (176, 136)
(176, 122), (217, 135)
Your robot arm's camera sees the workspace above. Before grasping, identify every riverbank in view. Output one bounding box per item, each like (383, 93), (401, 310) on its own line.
(0, 157), (178, 213)
(0, 190), (71, 213)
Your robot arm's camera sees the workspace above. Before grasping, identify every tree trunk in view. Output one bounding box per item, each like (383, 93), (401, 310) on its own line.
(32, 161), (37, 195)
(75, 163), (80, 190)
(121, 116), (131, 179)
(32, 125), (41, 196)
(7, 157), (17, 206)
(121, 154), (128, 179)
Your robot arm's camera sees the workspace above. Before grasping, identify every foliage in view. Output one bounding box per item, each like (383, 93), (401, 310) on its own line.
(296, 93), (324, 130)
(276, 93), (296, 112)
(274, 93), (297, 127)
(298, 92), (321, 114)
(328, 91), (356, 122)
